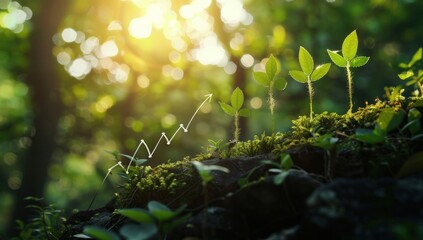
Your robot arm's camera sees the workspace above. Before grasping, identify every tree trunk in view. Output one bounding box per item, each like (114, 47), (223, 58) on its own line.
(8, 0), (69, 236)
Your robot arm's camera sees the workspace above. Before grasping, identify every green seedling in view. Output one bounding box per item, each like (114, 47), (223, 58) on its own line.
(192, 161), (229, 239)
(267, 153), (293, 185)
(253, 54), (287, 129)
(220, 87), (250, 142)
(312, 134), (339, 180)
(327, 30), (370, 114)
(398, 48), (423, 96)
(289, 46), (331, 120)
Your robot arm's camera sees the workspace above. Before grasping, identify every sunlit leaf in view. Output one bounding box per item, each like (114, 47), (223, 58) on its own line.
(350, 56), (369, 67)
(398, 70), (414, 80)
(376, 108), (405, 132)
(280, 153), (293, 170)
(117, 208), (155, 224)
(355, 128), (385, 144)
(120, 223), (157, 240)
(253, 72), (270, 87)
(327, 50), (347, 67)
(83, 226), (120, 240)
(265, 54), (279, 80)
(238, 108), (250, 117)
(192, 161), (229, 184)
(231, 87), (244, 111)
(408, 47), (422, 67)
(299, 46), (314, 75)
(289, 70), (308, 83)
(342, 30), (358, 61)
(274, 78), (287, 90)
(313, 134), (339, 150)
(219, 102), (235, 116)
(311, 63), (331, 81)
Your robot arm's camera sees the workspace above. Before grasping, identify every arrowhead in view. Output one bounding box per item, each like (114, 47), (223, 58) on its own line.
(204, 93), (213, 102)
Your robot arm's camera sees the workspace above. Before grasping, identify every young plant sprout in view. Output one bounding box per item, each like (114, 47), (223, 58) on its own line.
(253, 54), (287, 129)
(289, 46), (331, 120)
(327, 30), (370, 114)
(220, 87), (250, 142)
(398, 48), (423, 96)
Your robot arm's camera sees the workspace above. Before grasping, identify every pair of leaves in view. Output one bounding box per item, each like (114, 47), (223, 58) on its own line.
(192, 160), (229, 184)
(289, 47), (331, 83)
(220, 87), (250, 117)
(268, 153), (293, 185)
(253, 55), (287, 90)
(117, 201), (187, 223)
(355, 108), (406, 144)
(327, 30), (370, 68)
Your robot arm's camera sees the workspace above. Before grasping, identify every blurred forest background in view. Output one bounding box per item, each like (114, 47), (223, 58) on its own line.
(1, 0), (422, 235)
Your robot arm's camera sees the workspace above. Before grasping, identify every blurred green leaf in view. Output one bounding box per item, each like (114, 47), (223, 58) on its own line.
(397, 152), (423, 178)
(120, 223), (157, 240)
(253, 72), (270, 87)
(117, 208), (154, 224)
(266, 54), (279, 80)
(274, 78), (287, 90)
(398, 70), (414, 80)
(408, 48), (422, 67)
(219, 102), (235, 116)
(238, 108), (250, 117)
(83, 226), (120, 240)
(408, 108), (422, 136)
(355, 128), (385, 144)
(377, 108), (405, 132)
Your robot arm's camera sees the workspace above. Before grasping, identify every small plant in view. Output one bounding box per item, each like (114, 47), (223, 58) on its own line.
(83, 201), (190, 240)
(327, 30), (370, 114)
(398, 47), (423, 96)
(220, 87), (250, 142)
(253, 54), (287, 129)
(289, 46), (331, 120)
(267, 153), (294, 185)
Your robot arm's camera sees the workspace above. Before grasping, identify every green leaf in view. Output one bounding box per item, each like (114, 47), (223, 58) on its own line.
(117, 208), (155, 224)
(355, 128), (385, 144)
(408, 108), (422, 136)
(147, 201), (177, 221)
(253, 72), (270, 87)
(120, 223), (157, 240)
(350, 56), (369, 67)
(192, 161), (229, 184)
(342, 30), (358, 61)
(327, 50), (347, 67)
(274, 171), (290, 185)
(376, 108), (405, 133)
(266, 54), (279, 79)
(313, 134), (339, 150)
(83, 226), (120, 240)
(299, 46), (314, 75)
(280, 153), (293, 170)
(396, 152), (423, 178)
(398, 70), (414, 80)
(311, 63), (331, 81)
(408, 48), (422, 67)
(289, 70), (308, 83)
(274, 78), (287, 90)
(219, 102), (235, 116)
(238, 108), (250, 117)
(231, 87), (244, 111)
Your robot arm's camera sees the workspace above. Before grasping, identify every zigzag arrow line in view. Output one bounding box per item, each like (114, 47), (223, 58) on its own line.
(125, 93), (212, 173)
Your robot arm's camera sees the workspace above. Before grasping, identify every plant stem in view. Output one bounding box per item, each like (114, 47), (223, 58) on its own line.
(269, 81), (275, 131)
(346, 62), (353, 114)
(234, 112), (240, 142)
(307, 76), (314, 120)
(417, 80), (423, 97)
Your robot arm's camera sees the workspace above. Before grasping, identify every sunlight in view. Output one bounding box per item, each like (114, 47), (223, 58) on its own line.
(61, 28), (77, 43)
(129, 16), (153, 39)
(100, 40), (119, 58)
(191, 35), (228, 66)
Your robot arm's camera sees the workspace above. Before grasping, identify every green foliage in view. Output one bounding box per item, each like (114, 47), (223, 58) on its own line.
(192, 161), (229, 185)
(327, 30), (370, 113)
(12, 198), (65, 240)
(231, 132), (284, 157)
(398, 48), (423, 95)
(253, 54), (287, 128)
(268, 154), (293, 185)
(290, 46), (331, 120)
(220, 87), (250, 141)
(83, 226), (120, 240)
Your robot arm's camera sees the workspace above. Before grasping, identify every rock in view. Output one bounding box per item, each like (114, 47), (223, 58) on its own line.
(295, 172), (423, 240)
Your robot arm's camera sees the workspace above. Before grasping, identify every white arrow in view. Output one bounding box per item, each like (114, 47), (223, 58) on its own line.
(125, 93), (212, 173)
